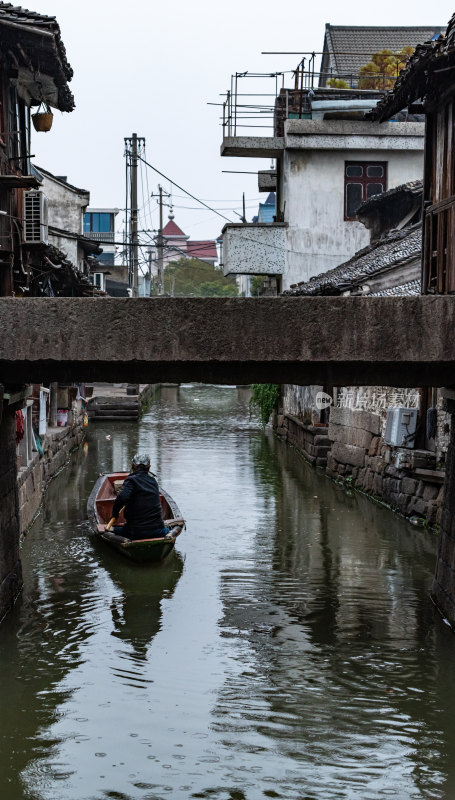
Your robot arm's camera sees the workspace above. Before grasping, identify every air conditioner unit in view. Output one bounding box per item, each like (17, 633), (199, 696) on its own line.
(384, 407), (418, 448)
(23, 190), (48, 244)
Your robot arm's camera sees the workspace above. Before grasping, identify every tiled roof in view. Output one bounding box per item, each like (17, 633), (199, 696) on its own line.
(186, 241), (217, 260)
(323, 25), (444, 78)
(33, 164), (89, 195)
(285, 224), (421, 296)
(0, 2), (58, 25)
(0, 2), (74, 110)
(357, 179), (423, 215)
(372, 13), (455, 121)
(163, 219), (187, 238)
(370, 279), (420, 297)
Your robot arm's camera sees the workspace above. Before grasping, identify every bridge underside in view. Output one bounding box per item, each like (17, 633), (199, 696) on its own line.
(1, 296), (454, 387)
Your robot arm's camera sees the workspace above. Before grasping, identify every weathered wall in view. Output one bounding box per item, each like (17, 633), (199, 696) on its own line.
(432, 408), (455, 624)
(283, 147), (424, 288)
(326, 406), (443, 527)
(41, 173), (88, 235)
(0, 398), (22, 623)
(283, 383), (323, 422)
(275, 413), (331, 468)
(2, 296), (455, 387)
(17, 414), (85, 535)
(222, 223), (287, 277)
(49, 231), (79, 270)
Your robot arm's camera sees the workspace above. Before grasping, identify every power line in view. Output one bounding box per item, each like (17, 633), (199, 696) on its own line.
(137, 154), (233, 224)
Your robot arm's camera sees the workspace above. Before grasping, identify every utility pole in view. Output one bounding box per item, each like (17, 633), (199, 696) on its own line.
(124, 133), (145, 297)
(131, 133), (139, 297)
(150, 184), (171, 295)
(157, 184), (164, 295)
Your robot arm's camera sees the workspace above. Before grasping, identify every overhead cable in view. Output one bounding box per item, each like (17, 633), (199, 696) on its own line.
(137, 154), (233, 223)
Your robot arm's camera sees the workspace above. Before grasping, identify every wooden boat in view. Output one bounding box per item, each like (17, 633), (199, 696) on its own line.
(87, 472), (184, 563)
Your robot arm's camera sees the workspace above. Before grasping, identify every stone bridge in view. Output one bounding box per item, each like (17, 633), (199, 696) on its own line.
(1, 295), (455, 628)
(1, 295), (455, 386)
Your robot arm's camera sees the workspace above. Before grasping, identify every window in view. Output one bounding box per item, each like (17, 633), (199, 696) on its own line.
(344, 162), (387, 220)
(97, 252), (115, 265)
(84, 213), (113, 233)
(92, 272), (105, 290)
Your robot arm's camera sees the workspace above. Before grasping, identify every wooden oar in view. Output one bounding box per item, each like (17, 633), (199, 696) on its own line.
(105, 506), (125, 531)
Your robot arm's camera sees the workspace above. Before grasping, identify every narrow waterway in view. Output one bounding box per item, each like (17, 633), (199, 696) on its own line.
(1, 384), (455, 800)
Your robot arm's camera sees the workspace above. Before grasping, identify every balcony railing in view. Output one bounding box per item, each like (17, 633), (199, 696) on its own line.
(85, 231), (115, 243)
(217, 58), (399, 137)
(222, 223), (287, 277)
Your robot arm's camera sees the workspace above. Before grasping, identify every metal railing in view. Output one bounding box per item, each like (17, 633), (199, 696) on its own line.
(217, 57), (401, 137)
(85, 231), (115, 242)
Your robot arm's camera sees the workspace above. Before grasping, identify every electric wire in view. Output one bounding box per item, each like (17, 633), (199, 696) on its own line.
(137, 154), (234, 224)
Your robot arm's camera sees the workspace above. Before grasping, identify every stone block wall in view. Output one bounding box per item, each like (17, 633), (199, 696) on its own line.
(275, 412), (331, 468)
(326, 406), (443, 527)
(432, 407), (455, 625)
(0, 404), (22, 623)
(17, 415), (85, 536)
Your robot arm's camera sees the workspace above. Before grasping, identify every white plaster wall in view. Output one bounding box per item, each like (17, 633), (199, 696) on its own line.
(283, 384), (323, 422)
(49, 232), (78, 267)
(282, 148), (424, 289)
(41, 175), (89, 234)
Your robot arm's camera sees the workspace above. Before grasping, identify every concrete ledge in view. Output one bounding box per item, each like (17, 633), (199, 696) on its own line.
(1, 296), (455, 386)
(221, 136), (284, 158)
(284, 119), (424, 151)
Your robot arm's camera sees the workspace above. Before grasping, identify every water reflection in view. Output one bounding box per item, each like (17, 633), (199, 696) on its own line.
(100, 546), (184, 659)
(1, 386), (455, 800)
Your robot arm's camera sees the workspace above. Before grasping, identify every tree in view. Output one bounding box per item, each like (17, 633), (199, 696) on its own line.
(157, 257), (238, 297)
(327, 77), (349, 89)
(249, 275), (266, 296)
(358, 47), (414, 90)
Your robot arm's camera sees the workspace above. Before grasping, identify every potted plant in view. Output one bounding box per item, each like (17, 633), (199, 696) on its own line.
(32, 101), (53, 132)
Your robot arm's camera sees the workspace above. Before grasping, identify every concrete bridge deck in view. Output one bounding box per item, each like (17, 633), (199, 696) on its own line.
(1, 295), (454, 387)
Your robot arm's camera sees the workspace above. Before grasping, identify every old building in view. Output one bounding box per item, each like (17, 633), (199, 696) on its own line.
(219, 24), (437, 291)
(32, 166), (103, 285)
(319, 25), (444, 87)
(0, 3), (76, 297)
(368, 11), (455, 625)
(159, 212), (218, 267)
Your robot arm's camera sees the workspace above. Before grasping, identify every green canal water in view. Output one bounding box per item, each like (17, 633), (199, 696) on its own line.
(1, 384), (455, 800)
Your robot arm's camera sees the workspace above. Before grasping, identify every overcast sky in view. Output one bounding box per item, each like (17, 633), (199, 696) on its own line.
(31, 0), (454, 246)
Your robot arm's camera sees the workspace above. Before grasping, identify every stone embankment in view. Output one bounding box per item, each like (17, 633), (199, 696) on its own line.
(326, 406), (443, 527)
(17, 415), (85, 535)
(275, 413), (331, 467)
(275, 405), (444, 528)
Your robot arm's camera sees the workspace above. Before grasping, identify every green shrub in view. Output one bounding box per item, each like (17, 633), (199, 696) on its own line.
(250, 384), (280, 427)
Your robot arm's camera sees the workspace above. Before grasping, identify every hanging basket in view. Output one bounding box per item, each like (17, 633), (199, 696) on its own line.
(32, 102), (53, 132)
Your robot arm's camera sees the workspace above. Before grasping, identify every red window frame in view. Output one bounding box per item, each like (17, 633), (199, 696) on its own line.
(344, 161), (387, 221)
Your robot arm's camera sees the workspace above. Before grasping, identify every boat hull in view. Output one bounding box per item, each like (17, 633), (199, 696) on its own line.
(87, 472), (184, 564)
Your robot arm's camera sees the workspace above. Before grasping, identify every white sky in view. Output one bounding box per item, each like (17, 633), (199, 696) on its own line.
(30, 0), (454, 244)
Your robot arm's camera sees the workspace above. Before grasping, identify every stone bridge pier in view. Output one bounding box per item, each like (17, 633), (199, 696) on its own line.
(0, 386), (22, 622)
(1, 295), (455, 626)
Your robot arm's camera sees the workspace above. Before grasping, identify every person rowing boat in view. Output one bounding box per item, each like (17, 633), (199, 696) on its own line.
(108, 452), (170, 541)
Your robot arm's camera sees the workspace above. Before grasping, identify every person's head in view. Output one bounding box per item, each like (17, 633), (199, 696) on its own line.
(131, 452), (151, 473)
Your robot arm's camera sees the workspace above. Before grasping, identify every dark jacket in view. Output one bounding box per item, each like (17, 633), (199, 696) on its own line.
(112, 470), (164, 539)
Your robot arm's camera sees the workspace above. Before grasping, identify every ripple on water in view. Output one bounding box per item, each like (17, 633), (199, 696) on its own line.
(6, 387), (454, 800)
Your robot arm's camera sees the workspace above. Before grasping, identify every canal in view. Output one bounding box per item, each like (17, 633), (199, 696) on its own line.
(1, 384), (455, 800)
